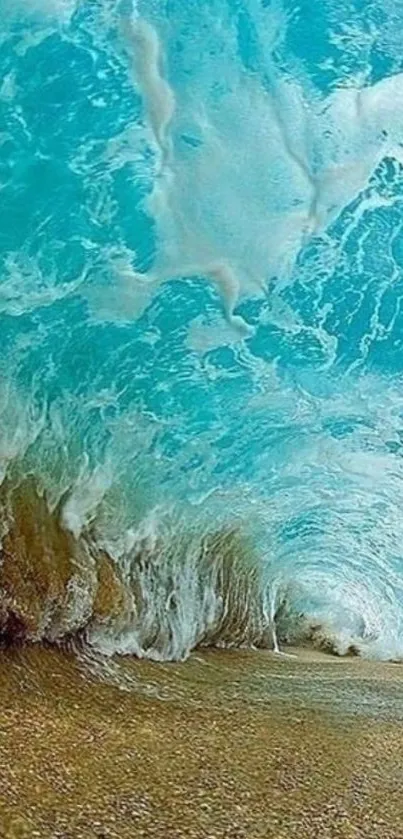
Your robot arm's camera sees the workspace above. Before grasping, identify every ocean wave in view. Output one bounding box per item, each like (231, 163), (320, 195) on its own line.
(2, 0), (403, 665)
(0, 472), (402, 663)
(0, 476), (271, 659)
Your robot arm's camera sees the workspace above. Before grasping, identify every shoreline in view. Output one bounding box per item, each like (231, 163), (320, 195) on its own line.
(0, 645), (403, 837)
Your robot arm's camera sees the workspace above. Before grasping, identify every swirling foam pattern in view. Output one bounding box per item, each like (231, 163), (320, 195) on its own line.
(2, 0), (403, 659)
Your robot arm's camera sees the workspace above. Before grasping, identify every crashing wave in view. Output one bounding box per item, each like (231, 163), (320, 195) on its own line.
(2, 0), (403, 664)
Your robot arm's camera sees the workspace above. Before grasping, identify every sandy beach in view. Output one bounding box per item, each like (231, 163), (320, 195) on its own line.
(0, 646), (402, 838)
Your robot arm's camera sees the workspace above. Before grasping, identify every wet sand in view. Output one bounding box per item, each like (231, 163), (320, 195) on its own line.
(0, 646), (403, 838)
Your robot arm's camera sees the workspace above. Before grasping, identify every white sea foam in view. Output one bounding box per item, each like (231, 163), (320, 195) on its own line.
(121, 14), (175, 168)
(1, 0), (78, 24)
(121, 4), (403, 335)
(0, 384), (46, 484)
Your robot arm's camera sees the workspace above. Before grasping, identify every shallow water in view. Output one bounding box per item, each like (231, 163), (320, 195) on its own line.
(1, 647), (403, 837)
(83, 647), (403, 721)
(2, 0), (403, 661)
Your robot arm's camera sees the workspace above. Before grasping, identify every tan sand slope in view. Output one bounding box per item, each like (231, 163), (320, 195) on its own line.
(0, 647), (403, 838)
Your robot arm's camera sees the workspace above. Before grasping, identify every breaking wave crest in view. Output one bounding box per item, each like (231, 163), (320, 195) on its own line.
(0, 476), (274, 659)
(1, 469), (402, 662)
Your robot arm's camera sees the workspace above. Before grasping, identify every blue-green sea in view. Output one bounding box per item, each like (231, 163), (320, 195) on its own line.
(2, 0), (403, 661)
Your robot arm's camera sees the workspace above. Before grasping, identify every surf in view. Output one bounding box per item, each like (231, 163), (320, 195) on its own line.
(2, 0), (403, 664)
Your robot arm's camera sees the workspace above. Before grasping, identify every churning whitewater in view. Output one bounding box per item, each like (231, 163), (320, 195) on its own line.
(2, 0), (403, 660)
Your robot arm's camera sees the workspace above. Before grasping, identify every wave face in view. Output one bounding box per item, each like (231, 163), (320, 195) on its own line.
(2, 0), (403, 660)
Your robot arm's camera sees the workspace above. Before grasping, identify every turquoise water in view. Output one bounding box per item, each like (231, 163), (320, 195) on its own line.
(2, 0), (403, 659)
